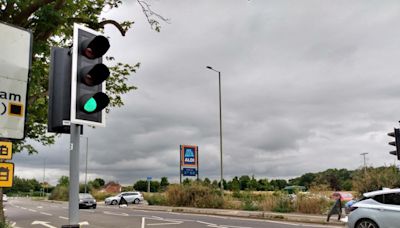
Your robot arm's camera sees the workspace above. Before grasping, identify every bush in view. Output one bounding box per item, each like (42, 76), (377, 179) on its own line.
(273, 195), (294, 213)
(294, 193), (330, 214)
(259, 191), (294, 213)
(91, 190), (113, 201)
(165, 183), (224, 208)
(0, 221), (12, 228)
(143, 193), (167, 205)
(48, 186), (68, 201)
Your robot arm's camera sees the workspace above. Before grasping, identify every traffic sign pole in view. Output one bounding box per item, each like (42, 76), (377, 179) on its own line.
(69, 124), (80, 224)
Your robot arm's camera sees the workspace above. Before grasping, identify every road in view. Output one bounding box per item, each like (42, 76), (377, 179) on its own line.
(6, 198), (343, 228)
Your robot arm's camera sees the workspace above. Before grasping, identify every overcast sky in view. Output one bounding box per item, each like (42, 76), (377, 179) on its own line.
(13, 0), (400, 185)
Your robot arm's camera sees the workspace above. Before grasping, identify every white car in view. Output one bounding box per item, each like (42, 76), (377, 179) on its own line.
(2, 194), (7, 202)
(104, 192), (144, 205)
(346, 188), (400, 228)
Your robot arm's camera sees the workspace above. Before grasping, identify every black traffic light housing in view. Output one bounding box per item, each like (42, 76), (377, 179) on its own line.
(48, 47), (72, 133)
(70, 23), (110, 127)
(388, 128), (400, 160)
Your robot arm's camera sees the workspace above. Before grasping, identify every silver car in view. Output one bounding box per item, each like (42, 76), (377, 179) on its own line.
(346, 188), (400, 228)
(104, 191), (144, 205)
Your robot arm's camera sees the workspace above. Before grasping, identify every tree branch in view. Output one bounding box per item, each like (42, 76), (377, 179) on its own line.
(13, 0), (59, 26)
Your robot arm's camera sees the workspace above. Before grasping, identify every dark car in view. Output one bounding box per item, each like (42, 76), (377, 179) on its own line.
(79, 193), (96, 209)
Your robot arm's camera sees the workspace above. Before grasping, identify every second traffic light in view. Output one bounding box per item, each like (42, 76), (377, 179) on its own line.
(70, 23), (110, 127)
(388, 128), (400, 160)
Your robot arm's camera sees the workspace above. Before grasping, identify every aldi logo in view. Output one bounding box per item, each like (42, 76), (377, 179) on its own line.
(180, 145), (198, 167)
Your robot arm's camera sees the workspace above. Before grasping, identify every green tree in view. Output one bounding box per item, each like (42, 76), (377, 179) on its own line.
(248, 175), (258, 191)
(183, 178), (193, 186)
(150, 180), (160, 192)
(160, 177), (169, 190)
(89, 178), (105, 189)
(270, 179), (287, 190)
(58, 176), (69, 187)
(134, 180), (148, 191)
(203, 178), (211, 186)
(352, 166), (400, 193)
(239, 175), (251, 190)
(289, 172), (316, 189)
(232, 177), (241, 191)
(5, 176), (41, 194)
(257, 178), (270, 191)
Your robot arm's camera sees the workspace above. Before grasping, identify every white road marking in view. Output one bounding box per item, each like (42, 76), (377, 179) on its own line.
(58, 216), (68, 220)
(28, 209), (37, 212)
(31, 220), (56, 228)
(40, 212), (52, 216)
(141, 217), (145, 228)
(103, 211), (129, 216)
(79, 221), (90, 226)
(81, 210), (95, 213)
(196, 220), (252, 228)
(144, 217), (183, 226)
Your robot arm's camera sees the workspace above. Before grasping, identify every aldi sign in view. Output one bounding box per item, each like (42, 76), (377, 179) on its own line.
(181, 145), (198, 166)
(182, 168), (197, 176)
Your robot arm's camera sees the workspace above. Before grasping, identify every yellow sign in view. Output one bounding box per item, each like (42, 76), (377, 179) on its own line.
(0, 141), (12, 160)
(0, 162), (14, 187)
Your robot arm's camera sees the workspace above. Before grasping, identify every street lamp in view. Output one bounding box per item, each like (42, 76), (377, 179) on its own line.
(206, 66), (224, 195)
(360, 152), (368, 176)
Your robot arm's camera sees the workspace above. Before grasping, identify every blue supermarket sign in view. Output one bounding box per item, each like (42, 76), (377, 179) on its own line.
(182, 168), (197, 176)
(180, 145), (198, 167)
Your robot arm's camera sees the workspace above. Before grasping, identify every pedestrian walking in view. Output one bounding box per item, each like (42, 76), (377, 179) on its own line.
(327, 193), (342, 222)
(119, 195), (128, 207)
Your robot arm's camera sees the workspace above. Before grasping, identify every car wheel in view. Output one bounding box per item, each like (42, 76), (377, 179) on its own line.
(134, 198), (140, 204)
(111, 200), (118, 205)
(356, 219), (379, 228)
(92, 205), (96, 209)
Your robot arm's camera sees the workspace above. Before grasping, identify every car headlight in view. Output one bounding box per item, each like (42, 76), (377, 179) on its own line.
(79, 199), (83, 203)
(93, 199), (96, 203)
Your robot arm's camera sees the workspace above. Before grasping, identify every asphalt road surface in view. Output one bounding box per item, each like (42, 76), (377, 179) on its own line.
(6, 198), (344, 228)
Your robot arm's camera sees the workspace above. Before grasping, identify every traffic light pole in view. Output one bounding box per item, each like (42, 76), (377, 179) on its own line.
(69, 123), (81, 224)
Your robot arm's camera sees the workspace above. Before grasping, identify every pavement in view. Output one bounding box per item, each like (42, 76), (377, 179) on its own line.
(127, 203), (346, 226)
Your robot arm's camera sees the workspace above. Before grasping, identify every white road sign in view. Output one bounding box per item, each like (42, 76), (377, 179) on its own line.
(0, 22), (32, 139)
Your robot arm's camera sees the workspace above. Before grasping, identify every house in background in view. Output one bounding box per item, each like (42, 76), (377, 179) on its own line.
(101, 181), (121, 194)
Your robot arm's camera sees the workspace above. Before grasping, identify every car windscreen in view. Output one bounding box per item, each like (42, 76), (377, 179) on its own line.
(79, 194), (93, 199)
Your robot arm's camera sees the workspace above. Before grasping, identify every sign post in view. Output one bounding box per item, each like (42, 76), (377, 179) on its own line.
(180, 145), (199, 183)
(0, 22), (32, 140)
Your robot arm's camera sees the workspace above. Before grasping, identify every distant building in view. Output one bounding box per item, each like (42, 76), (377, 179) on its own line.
(101, 181), (121, 194)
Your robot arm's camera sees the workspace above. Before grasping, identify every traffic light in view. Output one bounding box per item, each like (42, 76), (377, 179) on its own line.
(388, 128), (400, 160)
(70, 23), (110, 127)
(48, 47), (72, 133)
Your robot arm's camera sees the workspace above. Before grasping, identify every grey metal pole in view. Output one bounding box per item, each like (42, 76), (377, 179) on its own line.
(218, 71), (223, 195)
(360, 152), (368, 176)
(43, 159), (46, 197)
(206, 66), (224, 196)
(69, 123), (80, 224)
(84, 137), (88, 194)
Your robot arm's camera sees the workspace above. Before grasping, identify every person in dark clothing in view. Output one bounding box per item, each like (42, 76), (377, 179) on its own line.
(327, 193), (342, 222)
(119, 195), (128, 207)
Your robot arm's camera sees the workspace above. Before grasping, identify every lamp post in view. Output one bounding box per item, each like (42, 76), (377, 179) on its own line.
(360, 152), (368, 176)
(206, 66), (224, 195)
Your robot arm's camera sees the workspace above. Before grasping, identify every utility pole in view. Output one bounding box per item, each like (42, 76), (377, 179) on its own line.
(360, 152), (368, 176)
(42, 159), (46, 197)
